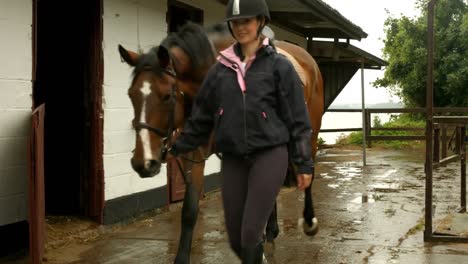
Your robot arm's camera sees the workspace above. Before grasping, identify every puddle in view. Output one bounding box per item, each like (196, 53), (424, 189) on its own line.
(319, 161), (337, 165)
(369, 183), (401, 192)
(347, 193), (375, 212)
(374, 169), (398, 179)
(325, 153), (360, 157)
(321, 172), (335, 179)
(350, 195), (375, 204)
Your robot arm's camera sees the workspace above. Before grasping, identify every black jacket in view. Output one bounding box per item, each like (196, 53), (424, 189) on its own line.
(172, 39), (314, 173)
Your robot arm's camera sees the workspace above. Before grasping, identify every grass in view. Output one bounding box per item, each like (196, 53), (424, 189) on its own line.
(337, 114), (425, 149)
(406, 217), (425, 236)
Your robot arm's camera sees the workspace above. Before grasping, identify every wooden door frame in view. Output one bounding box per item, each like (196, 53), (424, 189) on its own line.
(31, 0), (104, 223)
(166, 0), (204, 202)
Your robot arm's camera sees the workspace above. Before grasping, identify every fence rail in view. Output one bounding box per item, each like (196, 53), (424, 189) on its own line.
(320, 107), (468, 146)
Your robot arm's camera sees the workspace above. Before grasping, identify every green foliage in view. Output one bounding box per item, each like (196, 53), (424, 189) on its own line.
(345, 114), (425, 149)
(374, 0), (468, 107)
(348, 131), (364, 145)
(335, 133), (351, 145)
(373, 116), (383, 128)
(318, 137), (326, 145)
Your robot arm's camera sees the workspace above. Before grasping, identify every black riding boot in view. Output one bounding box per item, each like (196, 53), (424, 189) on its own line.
(241, 243), (266, 264)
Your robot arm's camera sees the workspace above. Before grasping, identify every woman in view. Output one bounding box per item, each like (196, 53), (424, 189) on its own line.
(170, 0), (313, 262)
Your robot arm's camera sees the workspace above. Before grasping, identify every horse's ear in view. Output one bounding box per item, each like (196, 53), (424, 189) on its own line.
(118, 44), (139, 66)
(157, 45), (171, 69)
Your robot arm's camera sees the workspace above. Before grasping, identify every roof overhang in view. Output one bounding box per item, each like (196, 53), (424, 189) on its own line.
(218, 0), (368, 40)
(310, 41), (388, 69)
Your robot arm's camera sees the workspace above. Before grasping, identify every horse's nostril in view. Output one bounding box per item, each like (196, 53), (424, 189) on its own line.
(146, 159), (160, 171)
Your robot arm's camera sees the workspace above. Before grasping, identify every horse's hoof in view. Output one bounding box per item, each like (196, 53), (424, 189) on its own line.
(302, 217), (319, 236)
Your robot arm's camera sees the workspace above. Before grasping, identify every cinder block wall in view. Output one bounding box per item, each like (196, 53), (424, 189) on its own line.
(0, 0), (32, 226)
(102, 0), (306, 202)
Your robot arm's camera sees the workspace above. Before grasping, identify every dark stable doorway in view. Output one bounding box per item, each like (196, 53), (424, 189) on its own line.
(33, 0), (103, 219)
(166, 1), (204, 202)
(167, 0), (204, 33)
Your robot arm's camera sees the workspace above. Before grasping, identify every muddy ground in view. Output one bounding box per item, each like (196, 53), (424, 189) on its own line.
(3, 146), (468, 263)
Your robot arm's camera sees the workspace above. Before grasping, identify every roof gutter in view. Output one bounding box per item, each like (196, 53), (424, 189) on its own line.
(298, 0), (368, 40)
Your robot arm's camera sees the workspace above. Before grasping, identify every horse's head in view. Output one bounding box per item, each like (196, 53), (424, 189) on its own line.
(118, 44), (185, 178)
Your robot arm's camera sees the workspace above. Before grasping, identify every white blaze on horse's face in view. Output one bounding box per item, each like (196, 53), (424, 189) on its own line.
(139, 81), (154, 165)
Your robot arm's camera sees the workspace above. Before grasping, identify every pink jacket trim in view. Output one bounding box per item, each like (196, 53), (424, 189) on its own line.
(217, 38), (270, 93)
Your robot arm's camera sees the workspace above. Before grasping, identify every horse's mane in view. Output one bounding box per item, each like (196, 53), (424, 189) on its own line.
(162, 22), (216, 80)
(132, 47), (165, 78)
(131, 22), (216, 81)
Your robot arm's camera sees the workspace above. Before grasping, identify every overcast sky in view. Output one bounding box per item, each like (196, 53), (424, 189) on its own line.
(321, 0), (421, 105)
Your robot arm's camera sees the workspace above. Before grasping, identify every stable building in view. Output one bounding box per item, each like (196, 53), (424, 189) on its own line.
(0, 0), (386, 259)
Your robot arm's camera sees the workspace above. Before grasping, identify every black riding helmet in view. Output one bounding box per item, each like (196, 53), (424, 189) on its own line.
(225, 0), (271, 22)
(225, 0), (271, 39)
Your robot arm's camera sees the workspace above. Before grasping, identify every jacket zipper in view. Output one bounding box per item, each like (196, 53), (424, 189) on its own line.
(242, 92), (247, 153)
(219, 53), (261, 154)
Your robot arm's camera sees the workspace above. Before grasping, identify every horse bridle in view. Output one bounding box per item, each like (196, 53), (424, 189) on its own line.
(133, 64), (207, 167)
(133, 66), (178, 162)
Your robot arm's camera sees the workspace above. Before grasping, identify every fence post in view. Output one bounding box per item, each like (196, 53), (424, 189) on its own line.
(460, 125), (466, 211)
(441, 123), (447, 159)
(365, 110), (372, 148)
(455, 126), (461, 155)
(433, 125), (440, 163)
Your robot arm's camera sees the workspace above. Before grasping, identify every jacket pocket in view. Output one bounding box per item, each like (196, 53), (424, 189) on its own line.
(214, 107), (224, 143)
(260, 109), (280, 141)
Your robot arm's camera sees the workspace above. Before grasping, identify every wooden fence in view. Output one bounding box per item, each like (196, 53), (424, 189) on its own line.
(320, 107), (468, 147)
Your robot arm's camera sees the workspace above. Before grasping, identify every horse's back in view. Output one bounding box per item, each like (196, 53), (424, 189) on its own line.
(275, 41), (324, 158)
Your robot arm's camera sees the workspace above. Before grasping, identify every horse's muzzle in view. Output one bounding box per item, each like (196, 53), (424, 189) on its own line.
(131, 158), (161, 178)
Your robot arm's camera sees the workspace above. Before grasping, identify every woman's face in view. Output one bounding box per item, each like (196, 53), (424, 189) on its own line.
(230, 17), (263, 45)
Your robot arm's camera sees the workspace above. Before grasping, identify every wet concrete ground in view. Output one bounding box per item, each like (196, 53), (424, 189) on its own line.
(3, 146), (468, 263)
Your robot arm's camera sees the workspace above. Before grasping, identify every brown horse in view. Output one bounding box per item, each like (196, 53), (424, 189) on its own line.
(118, 22), (323, 264)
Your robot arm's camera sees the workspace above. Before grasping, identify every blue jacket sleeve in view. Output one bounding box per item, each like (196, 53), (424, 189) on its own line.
(274, 55), (314, 174)
(171, 66), (217, 155)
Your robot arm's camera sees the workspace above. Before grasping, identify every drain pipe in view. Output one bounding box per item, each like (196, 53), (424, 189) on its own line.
(424, 0), (436, 241)
(360, 59), (367, 166)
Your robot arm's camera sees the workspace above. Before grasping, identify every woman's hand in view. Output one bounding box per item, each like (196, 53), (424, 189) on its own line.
(297, 173), (313, 190)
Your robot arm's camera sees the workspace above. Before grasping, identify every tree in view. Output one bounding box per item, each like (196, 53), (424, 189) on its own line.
(374, 0), (468, 107)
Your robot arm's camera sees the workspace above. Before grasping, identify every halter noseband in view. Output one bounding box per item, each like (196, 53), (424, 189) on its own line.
(133, 65), (179, 162)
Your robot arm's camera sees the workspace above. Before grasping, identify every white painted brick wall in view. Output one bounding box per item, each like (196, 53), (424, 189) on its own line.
(103, 0), (172, 201)
(103, 0), (310, 201)
(0, 0), (32, 226)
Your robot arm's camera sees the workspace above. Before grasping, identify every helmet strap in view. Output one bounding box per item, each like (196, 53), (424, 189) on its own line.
(227, 22), (238, 41)
(256, 25), (264, 39)
(256, 17), (266, 39)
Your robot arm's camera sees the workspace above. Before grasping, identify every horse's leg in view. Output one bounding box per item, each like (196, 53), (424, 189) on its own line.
(174, 159), (205, 264)
(302, 167), (318, 236)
